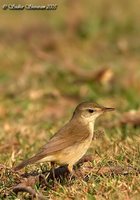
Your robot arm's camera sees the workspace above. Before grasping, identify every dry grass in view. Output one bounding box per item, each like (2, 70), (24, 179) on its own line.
(0, 0), (140, 199)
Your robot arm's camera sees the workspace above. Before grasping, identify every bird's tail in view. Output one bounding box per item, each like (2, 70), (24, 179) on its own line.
(13, 155), (42, 171)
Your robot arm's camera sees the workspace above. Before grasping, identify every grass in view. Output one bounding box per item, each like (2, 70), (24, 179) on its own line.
(0, 0), (140, 199)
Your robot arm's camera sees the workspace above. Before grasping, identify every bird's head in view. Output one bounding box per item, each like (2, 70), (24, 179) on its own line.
(72, 101), (115, 124)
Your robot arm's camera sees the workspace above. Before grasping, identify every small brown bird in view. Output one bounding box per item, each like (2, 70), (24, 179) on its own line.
(14, 102), (114, 172)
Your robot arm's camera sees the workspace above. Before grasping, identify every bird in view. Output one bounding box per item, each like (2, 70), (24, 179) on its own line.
(14, 101), (115, 173)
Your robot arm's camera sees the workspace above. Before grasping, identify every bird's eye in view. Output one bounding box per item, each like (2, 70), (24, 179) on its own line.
(88, 109), (95, 113)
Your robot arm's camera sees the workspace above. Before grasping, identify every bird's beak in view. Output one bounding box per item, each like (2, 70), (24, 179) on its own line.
(102, 107), (115, 112)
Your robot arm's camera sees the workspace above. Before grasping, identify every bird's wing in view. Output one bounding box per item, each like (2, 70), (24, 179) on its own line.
(38, 122), (90, 155)
(14, 122), (90, 170)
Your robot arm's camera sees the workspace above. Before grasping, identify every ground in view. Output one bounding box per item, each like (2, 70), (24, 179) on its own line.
(0, 0), (140, 199)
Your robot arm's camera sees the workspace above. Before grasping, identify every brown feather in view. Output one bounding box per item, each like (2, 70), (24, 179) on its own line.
(14, 120), (90, 171)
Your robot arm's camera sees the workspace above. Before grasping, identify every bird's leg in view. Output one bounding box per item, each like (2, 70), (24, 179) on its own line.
(67, 165), (73, 174)
(50, 161), (56, 180)
(68, 164), (83, 180)
(67, 164), (76, 180)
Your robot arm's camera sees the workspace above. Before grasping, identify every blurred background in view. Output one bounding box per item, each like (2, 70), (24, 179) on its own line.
(0, 0), (140, 163)
(1, 1), (140, 199)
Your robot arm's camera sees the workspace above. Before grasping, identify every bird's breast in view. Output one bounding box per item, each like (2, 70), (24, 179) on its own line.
(54, 124), (94, 166)
(55, 135), (93, 166)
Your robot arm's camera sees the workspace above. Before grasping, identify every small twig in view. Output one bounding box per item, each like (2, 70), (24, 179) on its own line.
(13, 184), (45, 199)
(39, 174), (52, 189)
(93, 166), (140, 176)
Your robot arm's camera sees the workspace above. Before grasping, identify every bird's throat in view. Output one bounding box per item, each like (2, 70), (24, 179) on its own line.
(89, 121), (94, 135)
